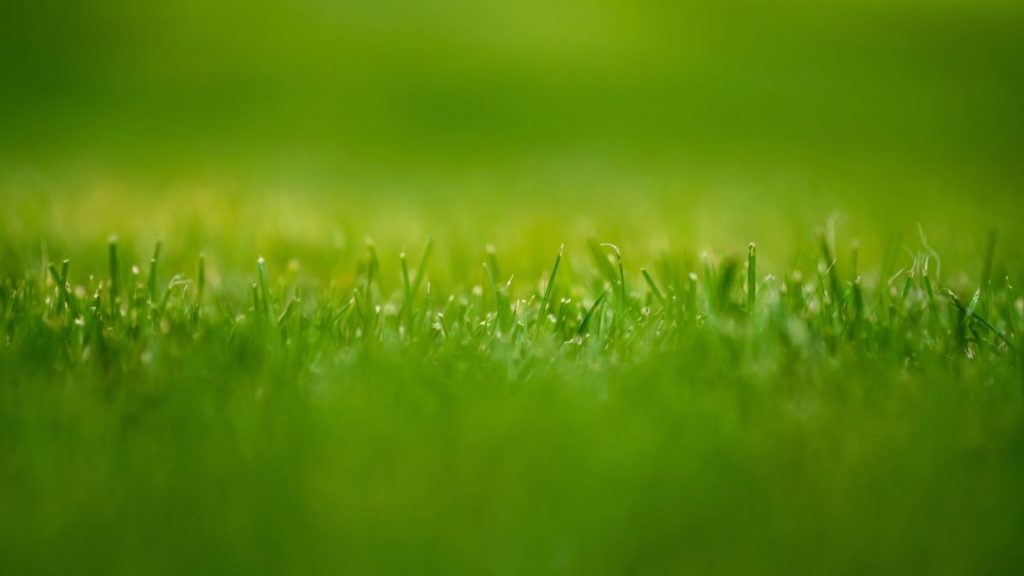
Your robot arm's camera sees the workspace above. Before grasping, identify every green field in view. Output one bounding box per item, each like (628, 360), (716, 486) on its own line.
(3, 1), (1024, 574)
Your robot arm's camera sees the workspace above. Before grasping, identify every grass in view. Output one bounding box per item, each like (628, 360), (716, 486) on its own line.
(3, 0), (1023, 572)
(2, 225), (1023, 575)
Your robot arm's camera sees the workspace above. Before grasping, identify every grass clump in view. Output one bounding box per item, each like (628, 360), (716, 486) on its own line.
(1, 232), (1023, 575)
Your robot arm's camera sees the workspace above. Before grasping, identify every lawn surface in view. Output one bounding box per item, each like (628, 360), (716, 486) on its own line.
(3, 0), (1024, 573)
(2, 209), (1022, 574)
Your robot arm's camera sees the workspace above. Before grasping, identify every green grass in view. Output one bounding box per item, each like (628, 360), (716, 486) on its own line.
(2, 224), (1023, 575)
(3, 0), (1024, 572)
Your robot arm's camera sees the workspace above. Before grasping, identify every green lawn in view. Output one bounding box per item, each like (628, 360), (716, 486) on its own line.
(3, 0), (1024, 573)
(2, 216), (1022, 574)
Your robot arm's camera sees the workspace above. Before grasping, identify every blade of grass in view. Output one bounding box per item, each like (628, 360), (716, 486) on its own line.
(981, 230), (996, 319)
(576, 290), (608, 339)
(191, 254), (206, 327)
(197, 253), (206, 305)
(588, 240), (618, 285)
(410, 237), (433, 307)
(535, 244), (563, 335)
(945, 288), (1012, 349)
(147, 241), (161, 302)
(747, 243), (756, 315)
(483, 261), (511, 332)
(641, 267), (664, 304)
(108, 236), (120, 318)
(257, 257), (273, 321)
(400, 250), (412, 323)
(47, 260), (79, 319)
(277, 298), (300, 325)
(818, 231), (842, 310)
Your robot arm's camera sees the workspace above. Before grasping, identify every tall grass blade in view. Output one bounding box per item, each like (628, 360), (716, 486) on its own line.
(257, 257), (273, 321)
(108, 236), (120, 318)
(576, 290), (608, 339)
(641, 267), (664, 304)
(147, 241), (161, 301)
(747, 243), (756, 315)
(536, 244), (564, 334)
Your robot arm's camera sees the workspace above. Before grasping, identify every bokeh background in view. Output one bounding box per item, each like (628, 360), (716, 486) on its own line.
(2, 0), (1023, 272)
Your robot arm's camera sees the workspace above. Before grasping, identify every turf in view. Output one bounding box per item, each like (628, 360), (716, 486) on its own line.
(3, 2), (1024, 572)
(2, 224), (1022, 575)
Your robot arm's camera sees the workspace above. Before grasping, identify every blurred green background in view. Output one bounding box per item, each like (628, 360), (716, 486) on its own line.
(2, 0), (1023, 258)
